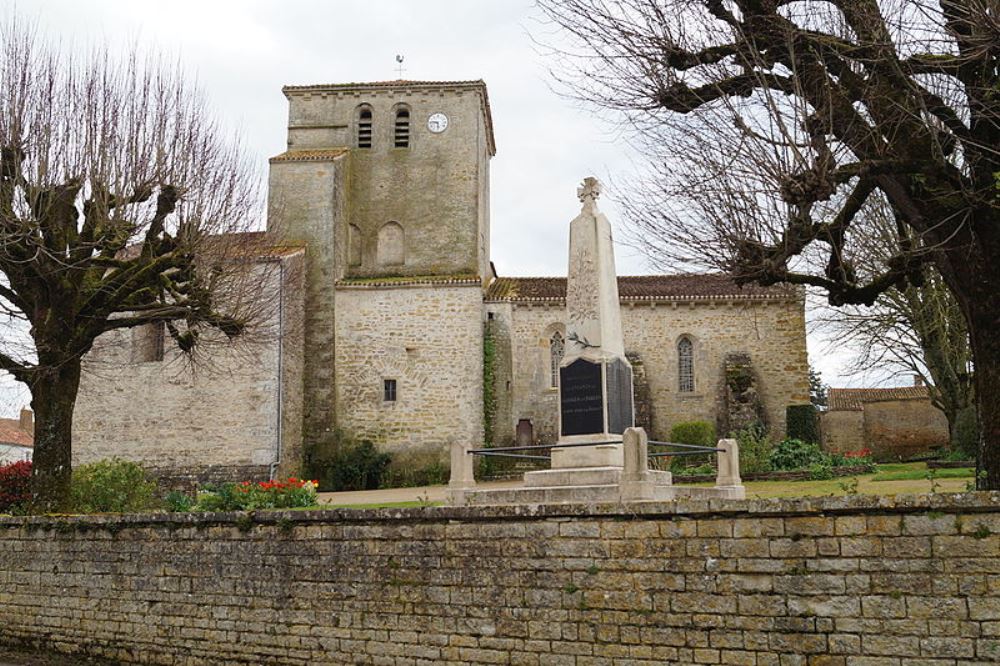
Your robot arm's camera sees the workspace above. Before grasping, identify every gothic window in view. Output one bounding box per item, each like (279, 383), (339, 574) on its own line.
(678, 336), (694, 393)
(348, 224), (362, 267)
(394, 107), (410, 148)
(131, 322), (165, 363)
(383, 379), (397, 402)
(549, 332), (564, 388)
(356, 105), (373, 149)
(376, 221), (404, 266)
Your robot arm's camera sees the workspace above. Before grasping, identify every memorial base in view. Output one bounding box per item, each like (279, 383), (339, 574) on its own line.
(449, 428), (746, 507)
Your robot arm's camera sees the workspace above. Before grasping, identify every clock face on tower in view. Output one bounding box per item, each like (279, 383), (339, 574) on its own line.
(427, 112), (449, 133)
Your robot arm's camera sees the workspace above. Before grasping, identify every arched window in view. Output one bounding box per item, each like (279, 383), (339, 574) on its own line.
(394, 107), (410, 148)
(549, 332), (564, 388)
(377, 221), (404, 266)
(678, 336), (694, 392)
(356, 105), (373, 149)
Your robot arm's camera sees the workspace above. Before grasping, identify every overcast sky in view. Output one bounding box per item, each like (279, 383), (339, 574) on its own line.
(0, 0), (900, 415)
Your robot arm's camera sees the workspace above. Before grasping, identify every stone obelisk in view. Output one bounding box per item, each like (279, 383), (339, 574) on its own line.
(550, 177), (634, 469)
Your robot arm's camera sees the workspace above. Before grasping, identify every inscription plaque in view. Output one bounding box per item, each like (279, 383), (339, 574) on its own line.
(560, 359), (604, 436)
(605, 358), (634, 435)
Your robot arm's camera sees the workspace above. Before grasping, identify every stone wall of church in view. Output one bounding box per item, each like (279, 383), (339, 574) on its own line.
(73, 252), (306, 483)
(334, 282), (484, 467)
(495, 297), (809, 444)
(267, 153), (348, 458)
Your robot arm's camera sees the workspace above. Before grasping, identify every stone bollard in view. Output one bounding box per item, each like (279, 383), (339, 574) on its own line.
(715, 438), (745, 498)
(620, 427), (653, 502)
(446, 441), (476, 506)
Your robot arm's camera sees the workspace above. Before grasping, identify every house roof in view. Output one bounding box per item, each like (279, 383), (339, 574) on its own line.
(0, 419), (31, 448)
(485, 274), (799, 303)
(827, 386), (931, 411)
(281, 79), (496, 156)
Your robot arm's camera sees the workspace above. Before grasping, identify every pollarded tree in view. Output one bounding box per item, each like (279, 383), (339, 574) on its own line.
(538, 0), (1000, 488)
(0, 22), (269, 509)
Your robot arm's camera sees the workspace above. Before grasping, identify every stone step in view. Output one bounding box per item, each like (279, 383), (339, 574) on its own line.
(523, 466), (622, 488)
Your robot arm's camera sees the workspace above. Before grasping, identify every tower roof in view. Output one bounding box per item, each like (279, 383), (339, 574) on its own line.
(281, 79), (496, 155)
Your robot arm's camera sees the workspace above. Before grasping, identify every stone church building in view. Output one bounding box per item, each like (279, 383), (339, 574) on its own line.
(73, 80), (810, 482)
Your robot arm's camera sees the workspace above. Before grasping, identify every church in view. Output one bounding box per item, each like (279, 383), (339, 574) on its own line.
(72, 80), (810, 484)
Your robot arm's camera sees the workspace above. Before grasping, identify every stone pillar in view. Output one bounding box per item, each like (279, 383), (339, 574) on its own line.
(447, 441), (476, 506)
(715, 438), (744, 489)
(620, 427), (652, 501)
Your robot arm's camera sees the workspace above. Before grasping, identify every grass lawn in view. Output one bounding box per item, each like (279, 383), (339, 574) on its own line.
(738, 461), (973, 499)
(314, 462), (976, 508)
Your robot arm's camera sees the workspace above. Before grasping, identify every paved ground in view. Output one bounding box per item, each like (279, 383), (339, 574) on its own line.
(318, 479), (519, 506)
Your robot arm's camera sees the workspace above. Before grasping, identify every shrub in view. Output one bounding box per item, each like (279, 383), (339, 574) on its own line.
(194, 477), (318, 512)
(668, 420), (717, 471)
(164, 490), (195, 513)
(952, 406), (979, 459)
(312, 435), (392, 492)
(808, 461), (835, 480)
(733, 422), (774, 474)
(383, 460), (449, 488)
(70, 458), (157, 513)
(770, 438), (826, 471)
(0, 460), (31, 514)
(670, 421), (716, 447)
(786, 404), (819, 444)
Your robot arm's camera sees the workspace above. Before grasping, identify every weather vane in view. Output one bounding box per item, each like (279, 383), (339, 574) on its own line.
(395, 55), (406, 79)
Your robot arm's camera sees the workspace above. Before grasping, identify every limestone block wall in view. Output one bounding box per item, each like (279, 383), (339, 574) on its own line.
(821, 410), (866, 454)
(73, 252), (306, 483)
(1, 493), (999, 665)
(334, 281), (484, 465)
(500, 298), (810, 443)
(864, 399), (950, 460)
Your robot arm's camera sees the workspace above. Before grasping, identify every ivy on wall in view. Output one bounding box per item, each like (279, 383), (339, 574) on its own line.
(483, 323), (497, 446)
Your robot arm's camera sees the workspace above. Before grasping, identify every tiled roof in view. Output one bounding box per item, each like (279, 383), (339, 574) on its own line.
(485, 275), (799, 302)
(336, 274), (481, 289)
(0, 419), (31, 448)
(827, 386), (931, 411)
(269, 149), (350, 163)
(281, 79), (496, 156)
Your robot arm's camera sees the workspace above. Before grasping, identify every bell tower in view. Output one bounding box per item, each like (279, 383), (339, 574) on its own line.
(278, 79), (495, 283)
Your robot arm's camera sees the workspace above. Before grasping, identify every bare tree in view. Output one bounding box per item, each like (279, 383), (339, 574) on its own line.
(815, 207), (973, 439)
(537, 0), (1000, 488)
(0, 21), (269, 509)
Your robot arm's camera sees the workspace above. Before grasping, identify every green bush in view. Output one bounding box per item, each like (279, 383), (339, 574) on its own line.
(733, 422), (774, 474)
(670, 421), (716, 447)
(164, 490), (195, 513)
(770, 438), (826, 471)
(319, 439), (392, 491)
(807, 461), (835, 480)
(70, 458), (158, 513)
(786, 404), (819, 444)
(952, 406), (979, 459)
(383, 461), (449, 488)
(668, 420), (717, 471)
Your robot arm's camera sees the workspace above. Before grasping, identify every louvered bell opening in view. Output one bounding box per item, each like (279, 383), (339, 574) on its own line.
(394, 110), (410, 148)
(358, 110), (373, 149)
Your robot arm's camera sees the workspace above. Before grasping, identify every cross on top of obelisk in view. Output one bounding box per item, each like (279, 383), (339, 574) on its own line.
(577, 176), (602, 207)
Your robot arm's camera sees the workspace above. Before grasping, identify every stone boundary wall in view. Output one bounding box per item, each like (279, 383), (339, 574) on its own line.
(1, 494), (1000, 665)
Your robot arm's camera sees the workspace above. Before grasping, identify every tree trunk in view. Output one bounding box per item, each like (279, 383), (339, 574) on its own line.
(965, 295), (1000, 490)
(29, 358), (83, 512)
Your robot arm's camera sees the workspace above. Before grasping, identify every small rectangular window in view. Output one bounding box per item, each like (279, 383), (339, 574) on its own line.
(383, 379), (397, 402)
(131, 321), (165, 363)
